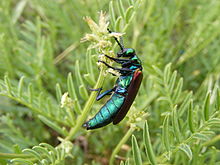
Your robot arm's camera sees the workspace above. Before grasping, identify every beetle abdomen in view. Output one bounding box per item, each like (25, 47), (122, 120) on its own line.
(83, 93), (125, 130)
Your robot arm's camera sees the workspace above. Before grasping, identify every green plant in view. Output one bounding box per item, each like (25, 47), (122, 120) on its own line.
(0, 0), (220, 164)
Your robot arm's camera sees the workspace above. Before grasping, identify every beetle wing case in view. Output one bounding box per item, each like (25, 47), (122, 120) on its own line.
(113, 70), (143, 124)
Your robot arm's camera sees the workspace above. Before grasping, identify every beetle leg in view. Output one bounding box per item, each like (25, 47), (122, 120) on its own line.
(95, 87), (116, 101)
(98, 60), (133, 72)
(88, 87), (102, 92)
(104, 54), (130, 64)
(121, 60), (134, 67)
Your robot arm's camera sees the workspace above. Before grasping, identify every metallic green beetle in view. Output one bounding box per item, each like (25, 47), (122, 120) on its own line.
(83, 29), (143, 130)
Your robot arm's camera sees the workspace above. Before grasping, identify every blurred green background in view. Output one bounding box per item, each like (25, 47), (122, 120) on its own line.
(0, 0), (220, 164)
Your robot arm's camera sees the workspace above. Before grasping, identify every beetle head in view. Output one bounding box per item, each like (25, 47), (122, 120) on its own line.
(117, 48), (136, 57)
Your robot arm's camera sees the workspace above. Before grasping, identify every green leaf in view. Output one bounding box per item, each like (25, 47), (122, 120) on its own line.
(115, 16), (122, 32)
(179, 143), (192, 160)
(125, 6), (134, 24)
(12, 0), (27, 24)
(204, 92), (211, 121)
(40, 143), (57, 156)
(4, 75), (12, 95)
(172, 106), (182, 143)
(216, 88), (220, 110)
(132, 135), (142, 165)
(18, 76), (25, 98)
(56, 83), (62, 103)
(22, 148), (42, 162)
(188, 100), (195, 133)
(193, 133), (209, 141)
(143, 121), (156, 165)
(179, 91), (193, 116)
(75, 60), (88, 100)
(118, 0), (125, 18)
(152, 65), (163, 77)
(173, 78), (183, 102)
(125, 159), (130, 165)
(28, 83), (33, 104)
(207, 118), (220, 126)
(164, 63), (171, 85)
(38, 115), (67, 136)
(120, 161), (125, 165)
(11, 159), (33, 165)
(168, 70), (177, 94)
(33, 146), (53, 163)
(109, 1), (116, 25)
(162, 115), (170, 152)
(67, 73), (81, 114)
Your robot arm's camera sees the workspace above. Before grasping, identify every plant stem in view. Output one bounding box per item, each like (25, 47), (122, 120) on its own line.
(109, 125), (136, 165)
(0, 153), (32, 159)
(65, 68), (105, 140)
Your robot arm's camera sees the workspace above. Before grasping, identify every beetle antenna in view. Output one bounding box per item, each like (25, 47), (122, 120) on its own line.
(107, 28), (124, 51)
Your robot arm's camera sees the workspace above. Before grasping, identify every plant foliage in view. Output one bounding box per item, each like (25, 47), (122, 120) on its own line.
(0, 0), (220, 164)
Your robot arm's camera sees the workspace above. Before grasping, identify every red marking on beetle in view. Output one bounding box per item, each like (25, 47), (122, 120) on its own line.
(113, 69), (143, 124)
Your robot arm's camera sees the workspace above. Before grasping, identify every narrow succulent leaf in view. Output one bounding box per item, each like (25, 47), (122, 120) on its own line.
(56, 83), (62, 103)
(41, 159), (49, 164)
(179, 144), (192, 160)
(193, 133), (209, 141)
(164, 63), (171, 84)
(75, 60), (88, 100)
(152, 65), (163, 77)
(67, 73), (77, 99)
(125, 6), (134, 24)
(32, 146), (52, 163)
(60, 148), (66, 160)
(145, 0), (155, 21)
(129, 0), (134, 5)
(83, 50), (96, 86)
(56, 148), (61, 161)
(118, 0), (125, 18)
(22, 149), (42, 162)
(115, 16), (122, 32)
(172, 106), (182, 143)
(18, 76), (25, 98)
(66, 107), (75, 125)
(67, 73), (81, 114)
(188, 100), (195, 133)
(109, 1), (116, 25)
(207, 118), (220, 126)
(48, 151), (56, 164)
(38, 92), (44, 109)
(201, 130), (215, 136)
(204, 92), (211, 121)
(120, 161), (125, 165)
(125, 159), (130, 165)
(216, 88), (220, 110)
(38, 115), (67, 136)
(143, 121), (156, 165)
(128, 12), (136, 25)
(46, 98), (53, 115)
(179, 92), (192, 116)
(11, 159), (33, 165)
(84, 73), (96, 86)
(79, 85), (88, 100)
(168, 71), (177, 94)
(40, 143), (57, 155)
(132, 135), (142, 165)
(4, 75), (12, 95)
(173, 78), (183, 102)
(85, 50), (95, 84)
(12, 0), (28, 23)
(162, 115), (170, 152)
(28, 83), (33, 104)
